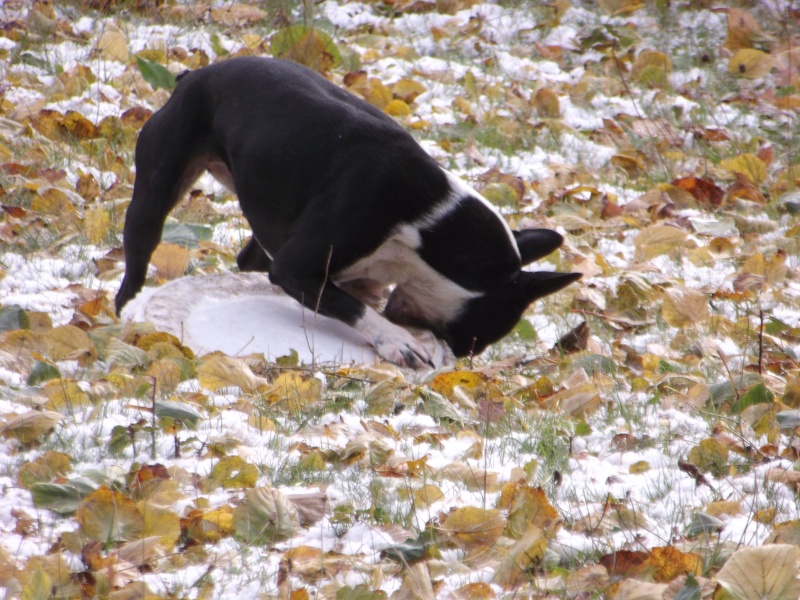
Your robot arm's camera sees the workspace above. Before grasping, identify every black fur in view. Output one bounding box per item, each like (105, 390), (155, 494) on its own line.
(115, 57), (580, 366)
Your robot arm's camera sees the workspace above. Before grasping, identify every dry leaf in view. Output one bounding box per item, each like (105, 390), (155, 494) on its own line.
(493, 526), (547, 588)
(0, 411), (62, 444)
(662, 287), (709, 328)
(233, 486), (301, 544)
(649, 546), (702, 582)
(197, 355), (269, 394)
(728, 49), (775, 79)
(95, 28), (129, 62)
(264, 372), (322, 412)
(634, 225), (687, 262)
(442, 506), (506, 552)
(716, 545), (800, 600)
(77, 486), (144, 542)
(726, 8), (774, 51)
(151, 242), (190, 280)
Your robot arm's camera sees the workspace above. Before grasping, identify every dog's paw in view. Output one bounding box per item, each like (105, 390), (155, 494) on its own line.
(373, 334), (435, 369)
(355, 309), (436, 368)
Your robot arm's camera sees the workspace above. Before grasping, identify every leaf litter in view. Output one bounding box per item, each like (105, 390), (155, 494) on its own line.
(0, 0), (799, 598)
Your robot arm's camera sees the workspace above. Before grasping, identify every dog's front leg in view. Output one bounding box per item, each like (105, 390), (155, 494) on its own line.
(269, 243), (435, 369)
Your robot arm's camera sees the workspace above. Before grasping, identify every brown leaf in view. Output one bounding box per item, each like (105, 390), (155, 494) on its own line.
(553, 321), (589, 354)
(672, 176), (723, 207)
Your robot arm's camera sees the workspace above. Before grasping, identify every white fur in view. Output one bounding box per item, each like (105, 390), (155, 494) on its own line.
(352, 306), (436, 367)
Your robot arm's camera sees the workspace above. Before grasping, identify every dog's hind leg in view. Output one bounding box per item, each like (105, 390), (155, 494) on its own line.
(115, 112), (209, 315)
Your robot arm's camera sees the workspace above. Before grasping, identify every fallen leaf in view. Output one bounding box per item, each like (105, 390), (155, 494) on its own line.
(443, 506), (505, 552)
(151, 242), (190, 280)
(77, 486), (144, 542)
(634, 225), (687, 262)
(197, 355), (269, 394)
(662, 287), (709, 328)
(233, 486), (301, 544)
(716, 544), (800, 600)
(0, 411), (61, 445)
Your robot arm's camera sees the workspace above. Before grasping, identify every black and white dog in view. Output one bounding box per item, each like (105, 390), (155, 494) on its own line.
(115, 57), (580, 368)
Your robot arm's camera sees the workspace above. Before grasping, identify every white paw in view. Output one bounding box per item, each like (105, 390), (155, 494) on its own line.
(354, 309), (436, 369)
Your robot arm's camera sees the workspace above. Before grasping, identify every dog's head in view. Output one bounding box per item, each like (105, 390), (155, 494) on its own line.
(385, 228), (580, 357)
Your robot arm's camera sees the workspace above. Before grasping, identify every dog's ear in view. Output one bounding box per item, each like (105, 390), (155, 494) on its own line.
(442, 270), (581, 357)
(513, 229), (565, 266)
(518, 270), (582, 302)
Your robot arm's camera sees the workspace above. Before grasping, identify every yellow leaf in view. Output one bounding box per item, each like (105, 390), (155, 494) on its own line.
(633, 224), (687, 262)
(540, 382), (601, 417)
(151, 242), (189, 280)
(726, 8), (774, 51)
(493, 526), (548, 588)
(264, 372), (322, 412)
(84, 206), (111, 244)
(21, 565), (51, 600)
(687, 438), (729, 478)
(366, 78), (392, 109)
(77, 486), (144, 542)
(728, 49), (775, 79)
(497, 482), (561, 539)
(137, 501), (180, 548)
(611, 153), (646, 176)
(597, 0), (644, 16)
(42, 378), (91, 410)
(0, 410), (61, 445)
(197, 355), (269, 394)
(632, 50), (671, 87)
(431, 370), (486, 400)
(146, 359), (183, 390)
(391, 78), (427, 103)
(662, 287), (709, 328)
(204, 456), (259, 491)
(649, 546), (702, 582)
(95, 28), (129, 62)
(413, 484), (444, 506)
(31, 188), (76, 217)
(44, 325), (95, 363)
(440, 462), (499, 492)
(62, 111), (97, 139)
(384, 99), (411, 116)
(442, 506), (506, 552)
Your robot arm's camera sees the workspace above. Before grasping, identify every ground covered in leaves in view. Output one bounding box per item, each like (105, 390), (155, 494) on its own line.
(1, 0), (800, 598)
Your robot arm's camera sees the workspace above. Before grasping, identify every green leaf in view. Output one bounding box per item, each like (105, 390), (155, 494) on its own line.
(513, 318), (537, 342)
(27, 361), (61, 386)
(709, 373), (765, 410)
(161, 222), (213, 247)
(337, 585), (388, 600)
(209, 33), (228, 57)
(0, 305), (29, 331)
(135, 55), (175, 90)
(30, 480), (95, 514)
(732, 382), (773, 413)
(154, 400), (202, 428)
(380, 537), (428, 564)
(673, 573), (702, 600)
(685, 512), (724, 537)
(204, 456), (259, 492)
